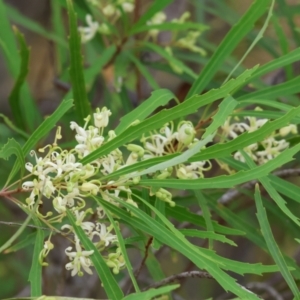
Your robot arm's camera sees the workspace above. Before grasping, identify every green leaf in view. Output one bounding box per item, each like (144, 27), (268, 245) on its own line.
(105, 209), (140, 293)
(254, 186), (300, 298)
(232, 110), (300, 122)
(130, 22), (208, 35)
(5, 3), (67, 47)
(166, 205), (245, 236)
(272, 14), (293, 80)
(0, 213), (34, 254)
(139, 142), (300, 189)
(256, 175), (300, 227)
(194, 190), (215, 249)
(209, 195), (300, 278)
(238, 76), (300, 101)
(269, 175), (300, 204)
(277, 0), (300, 47)
(81, 68), (256, 165)
(28, 218), (44, 297)
(8, 26), (30, 129)
(243, 47), (300, 85)
(0, 138), (25, 185)
(0, 0), (19, 76)
(0, 1), (41, 132)
(4, 232), (37, 254)
(186, 0), (270, 98)
(123, 284), (179, 300)
(6, 98), (73, 187)
(97, 198), (260, 299)
(4, 298), (102, 300)
(190, 105), (300, 161)
(143, 42), (197, 78)
(115, 89), (175, 135)
(66, 0), (91, 123)
(66, 210), (124, 300)
(237, 99), (293, 111)
(202, 95), (238, 139)
(130, 0), (173, 33)
(0, 113), (29, 139)
(126, 52), (160, 90)
(224, 0), (275, 84)
(180, 229), (236, 246)
(101, 154), (179, 181)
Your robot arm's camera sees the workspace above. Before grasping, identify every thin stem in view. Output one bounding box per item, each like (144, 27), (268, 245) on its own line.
(143, 270), (213, 290)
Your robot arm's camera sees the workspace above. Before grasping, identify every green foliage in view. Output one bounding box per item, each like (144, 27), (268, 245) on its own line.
(66, 0), (91, 123)
(0, 0), (300, 299)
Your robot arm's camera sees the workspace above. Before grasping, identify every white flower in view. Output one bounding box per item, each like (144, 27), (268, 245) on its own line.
(78, 14), (99, 43)
(176, 161), (210, 179)
(233, 144), (258, 163)
(147, 12), (167, 38)
(53, 196), (67, 213)
(92, 223), (117, 247)
(256, 137), (289, 163)
(172, 12), (190, 23)
(176, 31), (206, 56)
(93, 107), (111, 129)
(280, 124), (298, 137)
(103, 4), (116, 16)
(65, 238), (94, 276)
(145, 137), (166, 156)
(121, 2), (134, 12)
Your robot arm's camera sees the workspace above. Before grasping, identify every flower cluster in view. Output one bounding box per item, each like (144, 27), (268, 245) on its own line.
(222, 109), (298, 164)
(78, 5), (206, 76)
(79, 0), (134, 41)
(22, 107), (210, 276)
(141, 121), (211, 180)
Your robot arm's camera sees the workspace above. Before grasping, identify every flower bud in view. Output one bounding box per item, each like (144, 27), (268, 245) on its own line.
(177, 121), (195, 146)
(80, 182), (99, 195)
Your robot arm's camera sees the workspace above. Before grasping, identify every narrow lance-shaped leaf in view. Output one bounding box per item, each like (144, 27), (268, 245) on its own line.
(0, 0), (19, 76)
(254, 185), (300, 298)
(243, 47), (300, 86)
(224, 0), (275, 83)
(237, 76), (300, 101)
(6, 3), (67, 47)
(66, 210), (124, 300)
(130, 22), (208, 35)
(104, 209), (140, 293)
(66, 0), (91, 123)
(97, 198), (260, 299)
(186, 0), (270, 98)
(143, 42), (197, 79)
(115, 89), (175, 135)
(8, 26), (30, 129)
(0, 138), (25, 185)
(123, 284), (180, 300)
(28, 218), (44, 297)
(81, 68), (256, 165)
(139, 142), (300, 189)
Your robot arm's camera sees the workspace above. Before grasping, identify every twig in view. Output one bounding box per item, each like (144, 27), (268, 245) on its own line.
(143, 271), (213, 290)
(126, 236), (153, 295)
(0, 221), (50, 231)
(246, 282), (284, 300)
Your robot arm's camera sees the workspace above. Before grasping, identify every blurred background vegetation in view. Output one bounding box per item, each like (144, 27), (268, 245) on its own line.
(0, 0), (300, 299)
